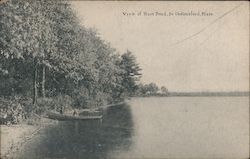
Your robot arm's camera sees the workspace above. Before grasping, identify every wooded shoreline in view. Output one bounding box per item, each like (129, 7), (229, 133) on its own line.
(0, 0), (142, 126)
(134, 91), (249, 97)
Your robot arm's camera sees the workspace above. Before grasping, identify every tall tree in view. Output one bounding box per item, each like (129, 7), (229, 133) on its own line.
(0, 0), (58, 104)
(119, 50), (142, 96)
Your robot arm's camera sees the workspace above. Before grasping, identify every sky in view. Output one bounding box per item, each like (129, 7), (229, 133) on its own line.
(71, 1), (249, 92)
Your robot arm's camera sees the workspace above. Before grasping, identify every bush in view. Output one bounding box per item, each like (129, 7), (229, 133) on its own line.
(53, 95), (73, 112)
(72, 87), (91, 109)
(37, 95), (73, 113)
(72, 88), (113, 109)
(0, 96), (32, 124)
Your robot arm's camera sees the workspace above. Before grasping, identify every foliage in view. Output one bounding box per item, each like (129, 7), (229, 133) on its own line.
(160, 86), (168, 95)
(118, 50), (142, 96)
(136, 83), (169, 96)
(0, 0), (142, 123)
(0, 96), (32, 124)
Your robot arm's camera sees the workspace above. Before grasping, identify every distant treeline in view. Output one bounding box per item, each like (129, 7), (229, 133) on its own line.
(136, 91), (249, 97)
(134, 82), (249, 97)
(168, 91), (250, 97)
(135, 82), (169, 96)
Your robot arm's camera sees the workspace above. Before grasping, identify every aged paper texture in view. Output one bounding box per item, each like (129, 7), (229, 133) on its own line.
(0, 1), (249, 159)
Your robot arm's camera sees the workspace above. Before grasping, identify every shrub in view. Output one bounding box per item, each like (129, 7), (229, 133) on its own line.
(37, 95), (73, 113)
(0, 96), (32, 124)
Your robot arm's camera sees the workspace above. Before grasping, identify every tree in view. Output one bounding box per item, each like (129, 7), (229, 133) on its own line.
(161, 86), (168, 95)
(0, 0), (143, 114)
(119, 50), (142, 96)
(0, 0), (40, 105)
(0, 0), (77, 104)
(137, 83), (160, 95)
(147, 83), (159, 94)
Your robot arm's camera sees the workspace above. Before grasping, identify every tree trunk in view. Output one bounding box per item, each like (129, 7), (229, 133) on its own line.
(41, 64), (45, 98)
(33, 58), (38, 106)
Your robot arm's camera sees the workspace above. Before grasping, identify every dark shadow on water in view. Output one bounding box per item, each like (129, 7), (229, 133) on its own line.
(19, 104), (134, 159)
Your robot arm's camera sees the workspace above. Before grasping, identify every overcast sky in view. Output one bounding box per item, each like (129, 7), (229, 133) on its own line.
(71, 1), (249, 92)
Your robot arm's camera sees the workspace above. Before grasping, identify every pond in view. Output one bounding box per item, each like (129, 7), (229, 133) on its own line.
(19, 97), (249, 159)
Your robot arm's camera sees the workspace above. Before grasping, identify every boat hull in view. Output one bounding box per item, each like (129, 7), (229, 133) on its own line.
(46, 111), (102, 121)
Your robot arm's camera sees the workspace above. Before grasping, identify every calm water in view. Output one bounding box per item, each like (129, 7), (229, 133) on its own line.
(19, 97), (249, 159)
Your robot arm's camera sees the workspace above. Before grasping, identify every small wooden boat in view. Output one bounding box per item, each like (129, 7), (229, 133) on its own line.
(46, 111), (102, 121)
(79, 109), (102, 116)
(46, 102), (125, 121)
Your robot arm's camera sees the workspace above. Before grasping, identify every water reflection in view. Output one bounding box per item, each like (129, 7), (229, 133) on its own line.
(19, 104), (134, 159)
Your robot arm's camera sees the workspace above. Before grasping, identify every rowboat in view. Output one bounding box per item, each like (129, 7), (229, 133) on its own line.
(46, 102), (124, 121)
(79, 109), (102, 116)
(46, 111), (102, 121)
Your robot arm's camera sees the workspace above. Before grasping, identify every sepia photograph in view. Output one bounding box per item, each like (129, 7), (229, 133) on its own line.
(0, 1), (249, 159)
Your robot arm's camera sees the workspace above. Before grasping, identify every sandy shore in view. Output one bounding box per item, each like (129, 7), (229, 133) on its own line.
(0, 117), (58, 159)
(0, 124), (41, 158)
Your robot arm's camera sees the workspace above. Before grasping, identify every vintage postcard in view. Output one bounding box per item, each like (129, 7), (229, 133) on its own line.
(0, 1), (249, 159)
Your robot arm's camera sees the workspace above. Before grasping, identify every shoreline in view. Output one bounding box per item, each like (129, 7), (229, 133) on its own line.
(0, 118), (56, 159)
(1, 124), (42, 158)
